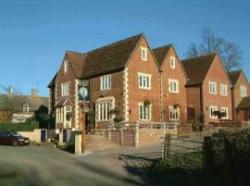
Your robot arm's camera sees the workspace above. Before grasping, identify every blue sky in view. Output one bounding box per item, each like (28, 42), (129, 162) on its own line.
(0, 0), (249, 96)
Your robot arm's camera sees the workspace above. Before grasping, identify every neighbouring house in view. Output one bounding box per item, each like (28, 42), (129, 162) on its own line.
(152, 44), (187, 123)
(228, 70), (250, 122)
(182, 53), (233, 125)
(0, 89), (48, 124)
(235, 96), (250, 123)
(48, 34), (161, 132)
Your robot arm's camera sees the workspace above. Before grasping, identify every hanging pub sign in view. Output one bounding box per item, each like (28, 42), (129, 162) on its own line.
(78, 80), (89, 101)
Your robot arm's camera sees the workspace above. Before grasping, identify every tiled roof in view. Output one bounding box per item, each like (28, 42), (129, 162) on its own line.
(237, 96), (250, 110)
(228, 70), (242, 86)
(182, 53), (216, 86)
(152, 44), (172, 67)
(48, 73), (57, 88)
(48, 33), (143, 86)
(0, 94), (48, 112)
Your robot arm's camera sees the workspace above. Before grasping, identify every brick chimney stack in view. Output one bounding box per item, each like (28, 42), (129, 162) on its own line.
(31, 89), (39, 97)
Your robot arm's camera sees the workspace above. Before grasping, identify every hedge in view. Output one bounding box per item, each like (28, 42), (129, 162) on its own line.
(0, 121), (39, 132)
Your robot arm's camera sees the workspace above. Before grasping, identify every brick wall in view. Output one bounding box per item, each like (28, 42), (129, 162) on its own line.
(202, 56), (232, 124)
(186, 86), (201, 122)
(161, 47), (187, 123)
(127, 37), (160, 122)
(54, 56), (77, 128)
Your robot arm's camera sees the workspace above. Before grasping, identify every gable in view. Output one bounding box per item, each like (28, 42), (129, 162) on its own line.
(235, 71), (249, 87)
(125, 35), (159, 70)
(204, 55), (231, 85)
(182, 53), (216, 86)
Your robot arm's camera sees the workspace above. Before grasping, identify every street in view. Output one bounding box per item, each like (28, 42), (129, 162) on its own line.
(0, 144), (161, 186)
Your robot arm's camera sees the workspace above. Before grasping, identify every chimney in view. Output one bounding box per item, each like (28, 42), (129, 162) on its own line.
(8, 85), (13, 95)
(31, 89), (39, 97)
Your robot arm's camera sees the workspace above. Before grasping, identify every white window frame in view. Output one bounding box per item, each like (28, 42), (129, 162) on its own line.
(221, 107), (229, 120)
(95, 97), (115, 122)
(61, 82), (70, 96)
(170, 56), (176, 69)
(138, 73), (151, 90)
(23, 103), (30, 113)
(240, 85), (247, 97)
(138, 103), (152, 121)
(209, 81), (217, 95)
(209, 106), (218, 119)
(141, 47), (148, 61)
(169, 106), (180, 121)
(64, 60), (68, 73)
(100, 74), (112, 91)
(220, 84), (228, 96)
(168, 79), (179, 93)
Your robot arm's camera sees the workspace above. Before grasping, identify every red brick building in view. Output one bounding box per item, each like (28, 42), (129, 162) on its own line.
(152, 45), (187, 123)
(228, 70), (250, 122)
(48, 34), (161, 132)
(183, 53), (233, 125)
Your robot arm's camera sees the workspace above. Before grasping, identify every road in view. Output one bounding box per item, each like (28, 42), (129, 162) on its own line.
(0, 144), (161, 186)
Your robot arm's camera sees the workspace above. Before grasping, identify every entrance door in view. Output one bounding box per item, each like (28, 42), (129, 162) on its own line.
(187, 106), (195, 121)
(245, 111), (250, 121)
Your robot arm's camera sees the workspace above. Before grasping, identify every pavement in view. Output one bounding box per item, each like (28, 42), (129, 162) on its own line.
(0, 144), (161, 186)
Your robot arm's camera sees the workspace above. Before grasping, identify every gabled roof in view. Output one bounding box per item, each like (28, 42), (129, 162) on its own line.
(48, 34), (143, 85)
(48, 34), (143, 88)
(152, 44), (172, 67)
(237, 96), (250, 110)
(228, 70), (243, 86)
(0, 94), (48, 112)
(182, 53), (217, 86)
(82, 33), (143, 78)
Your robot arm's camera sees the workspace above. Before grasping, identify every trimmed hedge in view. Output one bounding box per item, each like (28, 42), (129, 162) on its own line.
(0, 121), (39, 132)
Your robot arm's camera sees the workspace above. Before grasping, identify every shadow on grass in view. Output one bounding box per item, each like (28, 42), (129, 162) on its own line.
(119, 153), (204, 186)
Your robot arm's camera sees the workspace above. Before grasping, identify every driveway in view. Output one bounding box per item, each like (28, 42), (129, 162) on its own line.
(0, 144), (161, 186)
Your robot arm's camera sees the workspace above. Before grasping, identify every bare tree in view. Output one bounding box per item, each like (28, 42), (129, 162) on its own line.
(186, 28), (242, 71)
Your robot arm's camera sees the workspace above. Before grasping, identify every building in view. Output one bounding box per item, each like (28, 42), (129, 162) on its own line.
(48, 34), (161, 132)
(0, 89), (48, 123)
(182, 53), (233, 125)
(152, 44), (187, 123)
(228, 70), (250, 122)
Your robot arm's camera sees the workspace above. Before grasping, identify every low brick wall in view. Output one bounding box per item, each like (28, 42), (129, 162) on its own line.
(177, 124), (192, 137)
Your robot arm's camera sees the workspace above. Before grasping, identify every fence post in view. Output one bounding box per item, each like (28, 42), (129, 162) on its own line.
(135, 123), (139, 147)
(108, 125), (112, 140)
(166, 134), (171, 158)
(120, 129), (123, 146)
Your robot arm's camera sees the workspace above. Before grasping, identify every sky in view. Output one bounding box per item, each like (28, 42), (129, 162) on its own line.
(0, 0), (249, 96)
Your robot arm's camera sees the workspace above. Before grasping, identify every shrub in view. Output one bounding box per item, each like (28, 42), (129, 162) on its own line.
(0, 121), (39, 132)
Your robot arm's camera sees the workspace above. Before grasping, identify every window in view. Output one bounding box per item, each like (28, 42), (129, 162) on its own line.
(96, 98), (114, 121)
(240, 85), (247, 97)
(209, 81), (217, 95)
(141, 47), (148, 61)
(64, 60), (68, 73)
(220, 84), (228, 96)
(23, 103), (30, 113)
(210, 106), (218, 119)
(100, 75), (111, 90)
(61, 82), (70, 96)
(170, 56), (176, 69)
(138, 73), (151, 89)
(169, 106), (180, 121)
(221, 107), (229, 119)
(168, 79), (179, 93)
(139, 103), (151, 120)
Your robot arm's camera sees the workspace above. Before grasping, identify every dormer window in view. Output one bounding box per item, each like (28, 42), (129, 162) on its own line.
(23, 103), (30, 113)
(170, 56), (176, 69)
(64, 60), (68, 73)
(141, 47), (148, 61)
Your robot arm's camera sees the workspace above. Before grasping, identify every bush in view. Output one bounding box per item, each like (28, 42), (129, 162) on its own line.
(0, 121), (39, 132)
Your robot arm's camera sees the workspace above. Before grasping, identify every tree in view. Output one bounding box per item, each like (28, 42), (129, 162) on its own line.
(186, 28), (242, 71)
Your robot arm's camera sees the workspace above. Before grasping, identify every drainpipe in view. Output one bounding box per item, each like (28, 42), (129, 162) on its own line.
(199, 84), (204, 125)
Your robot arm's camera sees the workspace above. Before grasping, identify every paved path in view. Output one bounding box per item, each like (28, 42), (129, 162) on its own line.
(0, 144), (161, 186)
